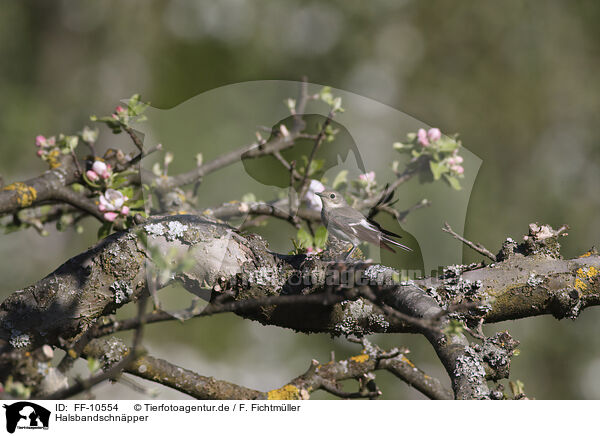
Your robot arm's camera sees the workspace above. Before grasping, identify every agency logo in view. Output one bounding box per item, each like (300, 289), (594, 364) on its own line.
(3, 402), (50, 433)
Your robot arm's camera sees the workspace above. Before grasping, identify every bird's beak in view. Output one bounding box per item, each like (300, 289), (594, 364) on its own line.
(316, 192), (325, 198)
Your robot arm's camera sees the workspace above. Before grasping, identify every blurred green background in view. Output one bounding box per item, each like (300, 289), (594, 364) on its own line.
(1, 0), (599, 399)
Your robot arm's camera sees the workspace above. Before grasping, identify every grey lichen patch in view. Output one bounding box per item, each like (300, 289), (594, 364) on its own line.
(521, 223), (565, 258)
(99, 237), (143, 281)
(144, 222), (165, 236)
(498, 223), (567, 261)
(110, 280), (133, 304)
(473, 331), (519, 381)
(550, 286), (583, 320)
(165, 221), (188, 241)
(442, 263), (481, 279)
(497, 237), (518, 261)
(101, 337), (129, 368)
(426, 286), (446, 309)
(10, 331), (32, 348)
(444, 276), (483, 300)
(363, 265), (397, 286)
(247, 266), (286, 289)
(454, 346), (486, 387)
(334, 299), (389, 336)
(526, 273), (544, 287)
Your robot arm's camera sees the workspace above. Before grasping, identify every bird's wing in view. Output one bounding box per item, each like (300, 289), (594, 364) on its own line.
(340, 216), (388, 246)
(366, 218), (402, 239)
(348, 218), (412, 252)
(327, 208), (412, 252)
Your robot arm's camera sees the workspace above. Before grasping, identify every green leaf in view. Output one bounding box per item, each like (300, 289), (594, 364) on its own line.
(319, 86), (334, 105)
(444, 174), (462, 190)
(331, 96), (343, 112)
(437, 139), (458, 153)
(314, 226), (328, 250)
(128, 198), (146, 209)
(97, 222), (113, 240)
(241, 192), (257, 203)
(443, 319), (465, 337)
(429, 160), (447, 180)
(71, 183), (85, 193)
(308, 159), (325, 176)
(296, 227), (313, 249)
(87, 357), (101, 374)
(136, 229), (148, 249)
(332, 170), (348, 189)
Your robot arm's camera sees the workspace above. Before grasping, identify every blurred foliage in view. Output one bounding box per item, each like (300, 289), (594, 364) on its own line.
(1, 0), (599, 399)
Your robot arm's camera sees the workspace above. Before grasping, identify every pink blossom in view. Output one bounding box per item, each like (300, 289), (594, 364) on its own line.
(47, 137), (56, 146)
(121, 206), (130, 215)
(417, 128), (429, 146)
(92, 161), (107, 174)
(103, 212), (118, 222)
(86, 170), (99, 182)
(428, 128), (441, 142)
(36, 149), (44, 157)
(454, 155), (464, 164)
(111, 114), (119, 120)
(99, 189), (126, 212)
(451, 165), (464, 175)
(92, 161), (110, 179)
(115, 105), (125, 114)
(35, 135), (46, 147)
(359, 171), (376, 183)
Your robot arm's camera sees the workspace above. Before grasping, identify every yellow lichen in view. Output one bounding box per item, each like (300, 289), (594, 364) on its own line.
(574, 278), (587, 291)
(46, 149), (61, 169)
(2, 182), (37, 207)
(349, 354), (369, 363)
(575, 267), (599, 291)
(267, 384), (301, 400)
(401, 356), (415, 368)
(579, 251), (592, 258)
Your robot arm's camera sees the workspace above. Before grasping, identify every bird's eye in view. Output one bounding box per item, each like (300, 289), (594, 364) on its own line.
(329, 194), (335, 199)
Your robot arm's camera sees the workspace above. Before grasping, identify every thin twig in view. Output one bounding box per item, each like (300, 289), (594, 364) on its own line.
(123, 126), (144, 152)
(53, 186), (105, 222)
(297, 111), (334, 210)
(442, 222), (497, 262)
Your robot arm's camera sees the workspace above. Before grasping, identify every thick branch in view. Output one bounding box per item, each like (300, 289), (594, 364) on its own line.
(1, 217), (598, 354)
(0, 155), (80, 216)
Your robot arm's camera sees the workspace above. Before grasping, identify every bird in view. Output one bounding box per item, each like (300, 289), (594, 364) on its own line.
(316, 189), (412, 259)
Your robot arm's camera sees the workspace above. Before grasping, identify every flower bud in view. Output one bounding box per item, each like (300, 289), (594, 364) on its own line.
(86, 170), (99, 182)
(417, 128), (429, 146)
(427, 128), (441, 142)
(35, 135), (46, 147)
(103, 212), (118, 222)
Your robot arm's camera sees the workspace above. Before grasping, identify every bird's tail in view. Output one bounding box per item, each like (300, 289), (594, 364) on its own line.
(380, 236), (412, 253)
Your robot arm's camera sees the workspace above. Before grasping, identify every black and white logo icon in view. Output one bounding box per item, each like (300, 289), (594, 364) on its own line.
(3, 402), (50, 433)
